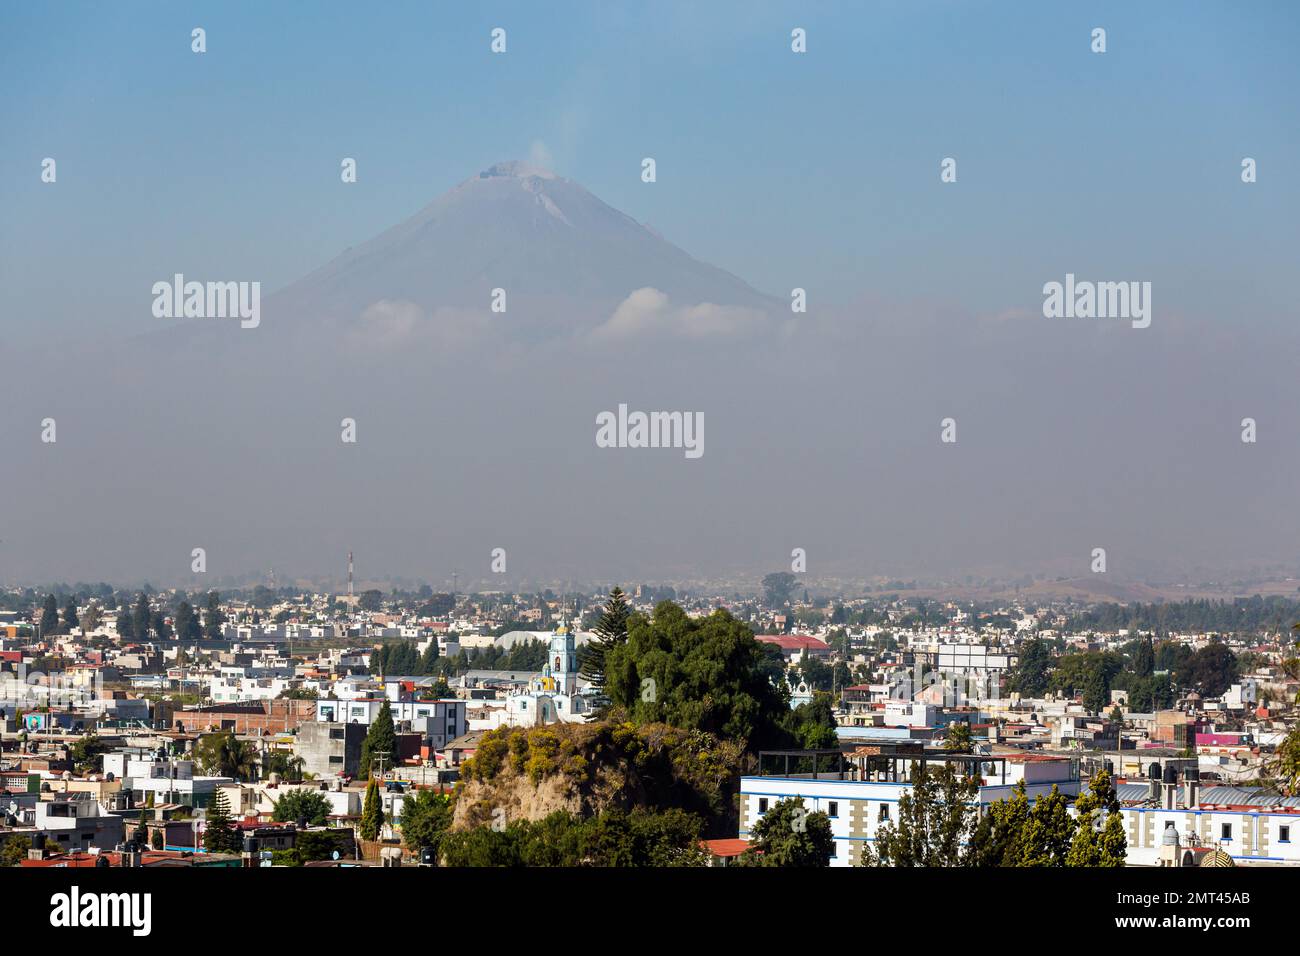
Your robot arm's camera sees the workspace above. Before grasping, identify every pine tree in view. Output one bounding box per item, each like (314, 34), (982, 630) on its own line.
(203, 788), (238, 854)
(418, 641), (440, 676)
(39, 594), (59, 636)
(203, 591), (225, 639)
(116, 604), (135, 638)
(1134, 634), (1155, 677)
(359, 700), (396, 778)
(360, 777), (384, 841)
(174, 600), (200, 642)
(61, 596), (79, 633)
(133, 592), (152, 639)
(578, 586), (631, 688)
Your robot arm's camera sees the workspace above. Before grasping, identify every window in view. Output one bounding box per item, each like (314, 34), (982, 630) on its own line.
(828, 801), (839, 818)
(879, 804), (890, 822)
(1221, 823), (1233, 841)
(1280, 825), (1291, 843)
(758, 798), (768, 814)
(829, 841), (837, 857)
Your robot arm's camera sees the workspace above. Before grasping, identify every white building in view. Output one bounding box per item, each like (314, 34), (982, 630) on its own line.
(739, 749), (1080, 867)
(493, 624), (595, 727)
(313, 697), (466, 750)
(34, 792), (125, 852)
(103, 752), (233, 809)
(209, 665), (296, 702)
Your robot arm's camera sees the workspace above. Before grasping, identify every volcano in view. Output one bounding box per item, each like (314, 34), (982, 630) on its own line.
(267, 160), (779, 341)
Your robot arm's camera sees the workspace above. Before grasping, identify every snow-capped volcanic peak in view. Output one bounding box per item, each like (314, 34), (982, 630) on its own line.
(269, 159), (777, 340)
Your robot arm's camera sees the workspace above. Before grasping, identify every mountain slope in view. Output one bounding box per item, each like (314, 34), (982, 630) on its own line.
(270, 160), (779, 338)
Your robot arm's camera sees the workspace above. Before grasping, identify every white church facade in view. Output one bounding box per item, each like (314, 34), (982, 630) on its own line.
(493, 623), (597, 728)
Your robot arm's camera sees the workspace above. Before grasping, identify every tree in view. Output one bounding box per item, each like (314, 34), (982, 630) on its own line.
(1018, 785), (1075, 866)
(194, 732), (258, 780)
(417, 640), (440, 676)
(1082, 667), (1108, 713)
(39, 594), (59, 636)
(399, 789), (453, 855)
(203, 591), (225, 639)
(1008, 636), (1052, 697)
(1176, 642), (1239, 698)
(1067, 769), (1124, 867)
(737, 797), (833, 867)
(944, 721), (973, 754)
(69, 733), (112, 773)
(151, 608), (172, 640)
(360, 777), (384, 841)
(173, 600), (201, 642)
(762, 572), (797, 608)
(869, 762), (978, 867)
(79, 601), (103, 636)
(578, 586), (631, 688)
(271, 789), (331, 826)
(133, 592), (152, 639)
(262, 750), (306, 781)
(1, 834), (33, 867)
(61, 596), (79, 634)
(601, 602), (792, 748)
(203, 788), (238, 854)
(116, 604), (135, 639)
(436, 809), (708, 867)
(781, 693), (839, 749)
(359, 701), (396, 778)
(358, 589), (383, 612)
(965, 782), (1031, 867)
(1270, 723), (1300, 796)
(1132, 634), (1155, 678)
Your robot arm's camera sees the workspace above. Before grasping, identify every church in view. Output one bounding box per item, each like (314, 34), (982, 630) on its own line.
(497, 623), (596, 727)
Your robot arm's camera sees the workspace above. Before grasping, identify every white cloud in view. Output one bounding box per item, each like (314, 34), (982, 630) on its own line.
(590, 287), (769, 343)
(528, 139), (554, 171)
(349, 299), (496, 352)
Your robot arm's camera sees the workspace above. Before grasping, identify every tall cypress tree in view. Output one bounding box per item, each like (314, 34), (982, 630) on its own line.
(133, 592), (153, 639)
(578, 586), (631, 688)
(116, 602), (135, 638)
(39, 594), (60, 636)
(360, 777), (384, 841)
(359, 700), (396, 778)
(203, 591), (225, 639)
(418, 641), (440, 676)
(203, 788), (238, 854)
(61, 596), (79, 633)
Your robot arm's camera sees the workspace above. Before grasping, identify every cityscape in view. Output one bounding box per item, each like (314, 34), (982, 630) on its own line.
(1, 571), (1298, 873)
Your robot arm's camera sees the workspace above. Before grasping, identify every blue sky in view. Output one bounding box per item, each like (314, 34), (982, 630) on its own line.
(2, 0), (1297, 344)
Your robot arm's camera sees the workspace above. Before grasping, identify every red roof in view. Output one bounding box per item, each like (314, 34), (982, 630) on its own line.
(702, 838), (750, 858)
